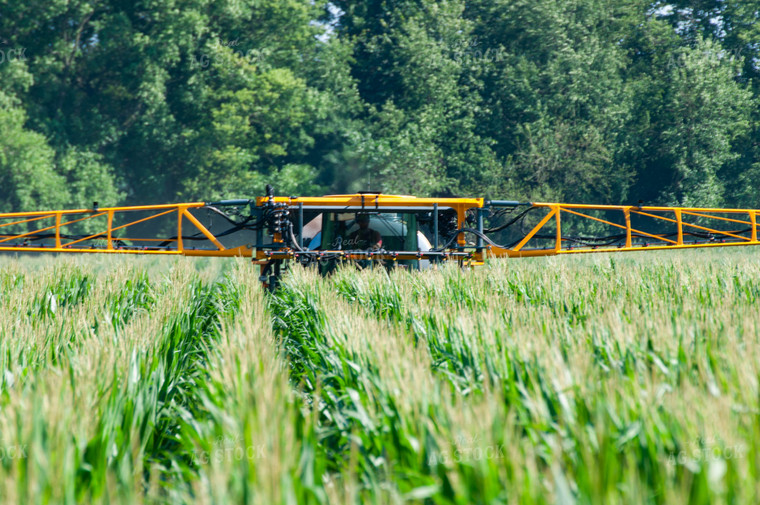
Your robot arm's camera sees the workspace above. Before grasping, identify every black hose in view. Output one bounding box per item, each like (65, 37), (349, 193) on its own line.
(484, 206), (537, 233)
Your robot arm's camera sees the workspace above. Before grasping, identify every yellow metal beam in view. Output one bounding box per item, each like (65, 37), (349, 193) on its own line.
(181, 209), (226, 250)
(682, 211), (753, 226)
(55, 213), (61, 249)
(532, 202), (758, 214)
(632, 209), (752, 242)
(177, 207), (184, 253)
(0, 203), (239, 257)
(110, 209), (176, 233)
(676, 209), (683, 246)
(0, 212), (102, 245)
(0, 196), (757, 264)
(0, 202), (207, 218)
(561, 207), (677, 245)
(0, 214), (51, 230)
(513, 208), (557, 252)
(107, 210), (114, 251)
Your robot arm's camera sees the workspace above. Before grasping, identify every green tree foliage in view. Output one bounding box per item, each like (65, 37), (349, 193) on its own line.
(468, 0), (637, 203)
(623, 21), (754, 206)
(0, 46), (120, 223)
(56, 147), (123, 210)
(0, 92), (120, 229)
(656, 38), (752, 206)
(0, 92), (64, 213)
(332, 0), (500, 196)
(0, 0), (353, 205)
(0, 0), (758, 208)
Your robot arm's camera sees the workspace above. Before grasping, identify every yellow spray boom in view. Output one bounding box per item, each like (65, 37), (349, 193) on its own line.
(1, 185), (757, 289)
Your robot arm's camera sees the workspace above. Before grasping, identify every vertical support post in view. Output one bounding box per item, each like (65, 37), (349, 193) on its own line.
(675, 209), (683, 245)
(457, 205), (465, 249)
(624, 208), (632, 248)
(433, 203), (439, 249)
(554, 205), (561, 253)
(477, 208), (484, 251)
(55, 213), (62, 249)
(107, 210), (114, 250)
(751, 211), (757, 243)
(298, 202), (304, 249)
(177, 207), (184, 252)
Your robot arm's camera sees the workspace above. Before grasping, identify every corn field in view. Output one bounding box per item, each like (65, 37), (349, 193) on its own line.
(1, 250), (759, 504)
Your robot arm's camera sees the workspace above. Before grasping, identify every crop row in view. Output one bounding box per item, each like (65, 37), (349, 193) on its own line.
(270, 251), (760, 504)
(1, 250), (759, 504)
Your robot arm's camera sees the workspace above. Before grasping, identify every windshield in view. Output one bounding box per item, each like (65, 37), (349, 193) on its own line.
(319, 212), (418, 251)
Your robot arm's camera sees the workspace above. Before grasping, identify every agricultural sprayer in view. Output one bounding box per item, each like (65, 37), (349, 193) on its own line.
(0, 185), (757, 289)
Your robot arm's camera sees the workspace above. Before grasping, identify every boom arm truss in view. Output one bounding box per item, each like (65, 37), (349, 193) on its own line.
(490, 203), (760, 258)
(0, 202), (253, 257)
(0, 192), (757, 274)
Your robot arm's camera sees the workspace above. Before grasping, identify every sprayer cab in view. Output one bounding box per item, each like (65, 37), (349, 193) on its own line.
(252, 192), (488, 288)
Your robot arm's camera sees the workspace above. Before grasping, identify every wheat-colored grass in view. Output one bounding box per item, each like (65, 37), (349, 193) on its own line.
(1, 249), (759, 504)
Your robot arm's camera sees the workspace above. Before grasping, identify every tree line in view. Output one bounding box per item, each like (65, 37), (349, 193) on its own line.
(0, 0), (758, 211)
